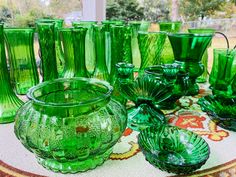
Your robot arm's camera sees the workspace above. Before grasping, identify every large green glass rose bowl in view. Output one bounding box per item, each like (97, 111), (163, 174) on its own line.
(14, 77), (127, 173)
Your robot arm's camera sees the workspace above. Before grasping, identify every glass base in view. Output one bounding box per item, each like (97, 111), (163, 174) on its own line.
(0, 116), (14, 124)
(37, 148), (112, 173)
(186, 83), (199, 96)
(196, 77), (207, 83)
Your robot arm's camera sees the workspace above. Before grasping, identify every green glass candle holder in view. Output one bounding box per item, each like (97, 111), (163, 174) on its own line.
(138, 125), (210, 174)
(14, 77), (127, 173)
(168, 33), (213, 96)
(209, 48), (236, 96)
(4, 28), (39, 95)
(138, 31), (167, 72)
(0, 24), (23, 123)
(188, 28), (215, 83)
(159, 21), (182, 64)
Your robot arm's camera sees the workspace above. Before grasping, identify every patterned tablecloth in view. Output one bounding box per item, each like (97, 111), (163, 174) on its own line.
(1, 84), (236, 177)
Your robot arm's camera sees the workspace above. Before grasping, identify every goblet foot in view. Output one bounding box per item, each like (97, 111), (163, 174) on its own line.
(186, 83), (199, 96)
(37, 148), (112, 173)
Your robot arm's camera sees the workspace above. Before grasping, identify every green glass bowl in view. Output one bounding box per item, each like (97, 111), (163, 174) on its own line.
(198, 95), (236, 131)
(138, 125), (210, 174)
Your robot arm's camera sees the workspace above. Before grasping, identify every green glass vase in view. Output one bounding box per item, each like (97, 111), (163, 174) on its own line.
(129, 21), (151, 71)
(36, 18), (64, 75)
(101, 20), (125, 74)
(72, 21), (97, 75)
(188, 28), (215, 83)
(138, 31), (167, 72)
(159, 21), (182, 64)
(209, 48), (236, 96)
(0, 24), (23, 123)
(110, 25), (132, 84)
(93, 24), (109, 81)
(4, 28), (39, 95)
(72, 27), (89, 77)
(14, 77), (127, 173)
(169, 33), (213, 95)
(37, 22), (58, 81)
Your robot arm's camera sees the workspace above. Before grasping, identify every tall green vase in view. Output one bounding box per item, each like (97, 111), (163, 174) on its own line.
(110, 25), (132, 84)
(169, 33), (213, 95)
(36, 18), (64, 75)
(37, 22), (58, 81)
(72, 21), (97, 75)
(188, 28), (215, 83)
(129, 21), (150, 71)
(59, 28), (75, 78)
(4, 28), (39, 95)
(101, 20), (125, 74)
(138, 31), (167, 72)
(0, 24), (23, 123)
(159, 21), (182, 64)
(72, 27), (89, 77)
(93, 24), (109, 81)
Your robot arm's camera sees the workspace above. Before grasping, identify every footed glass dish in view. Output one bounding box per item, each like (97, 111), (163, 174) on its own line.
(138, 125), (210, 174)
(198, 95), (236, 131)
(14, 77), (127, 173)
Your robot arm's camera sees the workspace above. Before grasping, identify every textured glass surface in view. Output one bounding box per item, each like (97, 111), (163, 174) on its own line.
(129, 21), (150, 70)
(37, 22), (58, 81)
(93, 24), (109, 81)
(72, 21), (97, 75)
(4, 28), (39, 95)
(110, 25), (132, 84)
(138, 125), (210, 174)
(188, 28), (215, 83)
(198, 95), (236, 131)
(119, 75), (172, 131)
(169, 33), (213, 95)
(159, 21), (182, 64)
(138, 31), (166, 72)
(14, 77), (127, 173)
(0, 24), (23, 123)
(36, 19), (64, 75)
(209, 48), (236, 96)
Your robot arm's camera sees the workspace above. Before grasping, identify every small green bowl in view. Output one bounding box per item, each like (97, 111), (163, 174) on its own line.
(138, 125), (210, 174)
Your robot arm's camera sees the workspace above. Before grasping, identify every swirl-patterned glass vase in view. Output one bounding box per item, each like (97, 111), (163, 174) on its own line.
(169, 33), (213, 95)
(138, 125), (210, 174)
(0, 24), (23, 123)
(138, 32), (166, 72)
(14, 77), (127, 173)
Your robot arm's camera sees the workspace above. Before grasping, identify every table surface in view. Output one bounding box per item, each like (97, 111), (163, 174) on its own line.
(1, 84), (236, 177)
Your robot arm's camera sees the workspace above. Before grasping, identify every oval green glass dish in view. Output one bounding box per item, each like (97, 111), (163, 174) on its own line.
(14, 77), (127, 173)
(138, 125), (210, 174)
(198, 95), (236, 131)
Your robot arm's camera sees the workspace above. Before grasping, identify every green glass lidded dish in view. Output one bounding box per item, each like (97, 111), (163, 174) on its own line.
(14, 77), (127, 173)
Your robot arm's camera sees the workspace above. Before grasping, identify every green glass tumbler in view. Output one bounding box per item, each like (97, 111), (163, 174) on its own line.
(37, 22), (58, 81)
(129, 21), (150, 71)
(72, 21), (97, 75)
(0, 24), (23, 123)
(209, 48), (236, 96)
(36, 18), (64, 75)
(138, 31), (167, 72)
(159, 21), (182, 64)
(14, 77), (127, 173)
(4, 28), (39, 95)
(188, 28), (215, 83)
(169, 33), (213, 95)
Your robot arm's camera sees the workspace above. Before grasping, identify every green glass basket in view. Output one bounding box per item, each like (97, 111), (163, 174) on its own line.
(14, 77), (127, 173)
(138, 125), (210, 174)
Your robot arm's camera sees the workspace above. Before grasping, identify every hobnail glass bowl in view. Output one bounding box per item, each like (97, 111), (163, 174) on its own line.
(198, 95), (236, 131)
(14, 77), (127, 173)
(138, 125), (210, 174)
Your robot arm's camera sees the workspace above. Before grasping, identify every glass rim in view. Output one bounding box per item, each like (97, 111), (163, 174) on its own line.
(4, 27), (35, 31)
(27, 77), (113, 108)
(168, 32), (213, 37)
(116, 62), (134, 69)
(138, 31), (166, 35)
(158, 21), (182, 24)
